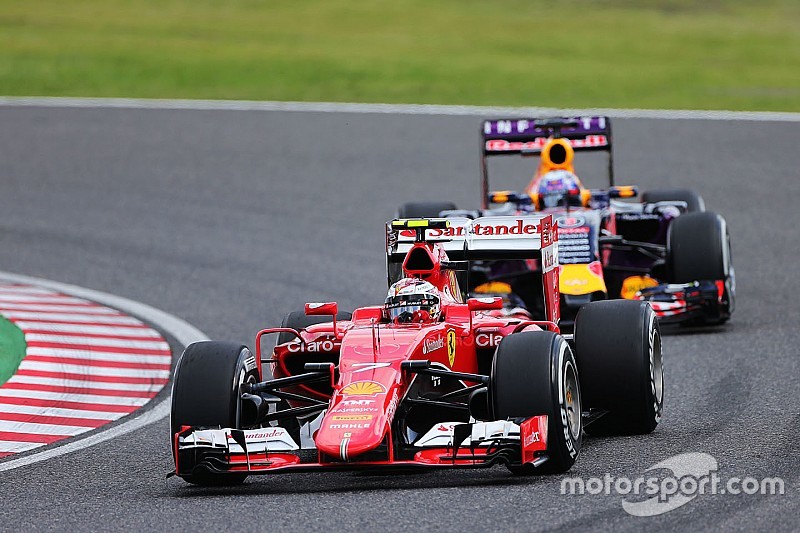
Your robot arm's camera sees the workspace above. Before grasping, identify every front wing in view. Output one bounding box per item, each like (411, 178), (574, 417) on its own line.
(172, 417), (549, 478)
(635, 280), (730, 324)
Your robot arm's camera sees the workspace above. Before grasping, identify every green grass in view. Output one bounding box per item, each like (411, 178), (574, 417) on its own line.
(1, 0), (798, 111)
(0, 316), (26, 386)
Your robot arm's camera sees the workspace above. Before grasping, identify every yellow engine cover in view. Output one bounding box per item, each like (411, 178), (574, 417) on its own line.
(559, 263), (607, 296)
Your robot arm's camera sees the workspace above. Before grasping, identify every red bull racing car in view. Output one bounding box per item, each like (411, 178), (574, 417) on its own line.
(397, 116), (734, 327)
(169, 216), (663, 485)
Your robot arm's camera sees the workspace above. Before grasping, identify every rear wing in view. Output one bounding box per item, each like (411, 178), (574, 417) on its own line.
(386, 215), (557, 265)
(386, 215), (559, 322)
(480, 116), (615, 207)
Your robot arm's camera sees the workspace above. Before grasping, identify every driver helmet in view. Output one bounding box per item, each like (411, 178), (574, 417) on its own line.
(385, 278), (441, 323)
(537, 170), (583, 209)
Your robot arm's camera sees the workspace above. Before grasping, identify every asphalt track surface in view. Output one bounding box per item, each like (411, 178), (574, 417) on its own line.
(0, 104), (798, 531)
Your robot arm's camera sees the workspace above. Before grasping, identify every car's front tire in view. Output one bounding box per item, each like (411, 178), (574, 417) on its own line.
(491, 331), (582, 474)
(667, 211), (734, 323)
(171, 341), (259, 485)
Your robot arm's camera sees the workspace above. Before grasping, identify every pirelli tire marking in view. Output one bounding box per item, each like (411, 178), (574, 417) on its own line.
(0, 283), (171, 458)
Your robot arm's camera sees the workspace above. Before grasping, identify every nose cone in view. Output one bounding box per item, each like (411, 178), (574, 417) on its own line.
(315, 379), (400, 461)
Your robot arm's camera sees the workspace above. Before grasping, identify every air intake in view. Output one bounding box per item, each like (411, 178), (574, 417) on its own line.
(403, 245), (436, 276)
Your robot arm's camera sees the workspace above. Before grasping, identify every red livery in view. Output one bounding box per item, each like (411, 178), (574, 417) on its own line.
(170, 216), (662, 485)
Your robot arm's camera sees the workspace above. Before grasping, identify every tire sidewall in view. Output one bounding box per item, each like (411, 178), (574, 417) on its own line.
(642, 306), (663, 428)
(492, 332), (582, 474)
(668, 211), (729, 282)
(549, 339), (582, 466)
(170, 342), (258, 438)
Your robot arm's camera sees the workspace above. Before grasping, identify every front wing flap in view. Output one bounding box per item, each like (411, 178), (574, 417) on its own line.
(635, 280), (727, 324)
(173, 417), (549, 477)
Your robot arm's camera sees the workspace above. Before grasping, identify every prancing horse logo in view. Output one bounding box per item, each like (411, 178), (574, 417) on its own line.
(447, 330), (457, 367)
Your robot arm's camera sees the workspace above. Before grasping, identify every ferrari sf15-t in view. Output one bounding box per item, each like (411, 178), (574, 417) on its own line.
(169, 216), (663, 485)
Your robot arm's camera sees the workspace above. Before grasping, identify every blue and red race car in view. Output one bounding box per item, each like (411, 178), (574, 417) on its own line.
(397, 116), (734, 327)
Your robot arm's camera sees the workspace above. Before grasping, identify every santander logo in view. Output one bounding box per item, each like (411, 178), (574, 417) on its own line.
(423, 336), (445, 354)
(472, 219), (540, 236)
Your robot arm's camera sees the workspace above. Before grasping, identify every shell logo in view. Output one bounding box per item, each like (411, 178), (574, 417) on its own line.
(341, 381), (386, 397)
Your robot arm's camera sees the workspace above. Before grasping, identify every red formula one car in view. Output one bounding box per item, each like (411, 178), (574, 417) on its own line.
(170, 217), (662, 485)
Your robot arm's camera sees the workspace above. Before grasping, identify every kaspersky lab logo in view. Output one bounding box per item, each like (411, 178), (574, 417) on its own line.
(560, 452), (785, 517)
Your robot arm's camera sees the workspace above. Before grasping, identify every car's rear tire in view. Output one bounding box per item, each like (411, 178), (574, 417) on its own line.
(574, 300), (662, 435)
(642, 189), (705, 212)
(171, 341), (259, 485)
(491, 331), (581, 474)
(396, 201), (458, 219)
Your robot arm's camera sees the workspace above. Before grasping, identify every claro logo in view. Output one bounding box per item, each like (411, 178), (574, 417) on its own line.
(287, 339), (337, 353)
(475, 332), (503, 348)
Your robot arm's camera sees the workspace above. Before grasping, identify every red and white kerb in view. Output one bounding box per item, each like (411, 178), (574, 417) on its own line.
(0, 283), (171, 458)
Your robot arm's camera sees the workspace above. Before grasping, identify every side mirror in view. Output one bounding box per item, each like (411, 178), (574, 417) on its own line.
(305, 302), (338, 316)
(488, 190), (533, 205)
(608, 185), (639, 199)
(467, 297), (504, 312)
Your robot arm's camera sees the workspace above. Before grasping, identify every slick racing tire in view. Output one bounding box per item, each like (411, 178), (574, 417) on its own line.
(667, 211), (734, 323)
(171, 341), (259, 486)
(667, 211), (731, 281)
(491, 331), (582, 475)
(396, 201), (458, 219)
(574, 300), (663, 436)
(276, 310), (353, 346)
(642, 189), (705, 213)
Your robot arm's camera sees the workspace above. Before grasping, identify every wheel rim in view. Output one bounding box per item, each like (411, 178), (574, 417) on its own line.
(563, 360), (581, 439)
(651, 330), (664, 407)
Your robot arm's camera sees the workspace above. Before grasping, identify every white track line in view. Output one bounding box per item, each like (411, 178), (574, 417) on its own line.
(0, 96), (798, 122)
(0, 294), (91, 304)
(26, 347), (171, 364)
(1, 311), (142, 325)
(0, 287), (57, 296)
(7, 375), (164, 393)
(21, 324), (163, 338)
(0, 404), (124, 420)
(0, 271), (208, 472)
(0, 441), (44, 454)
(0, 420), (96, 435)
(0, 303), (123, 314)
(16, 361), (170, 379)
(0, 389), (151, 406)
(24, 333), (169, 348)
